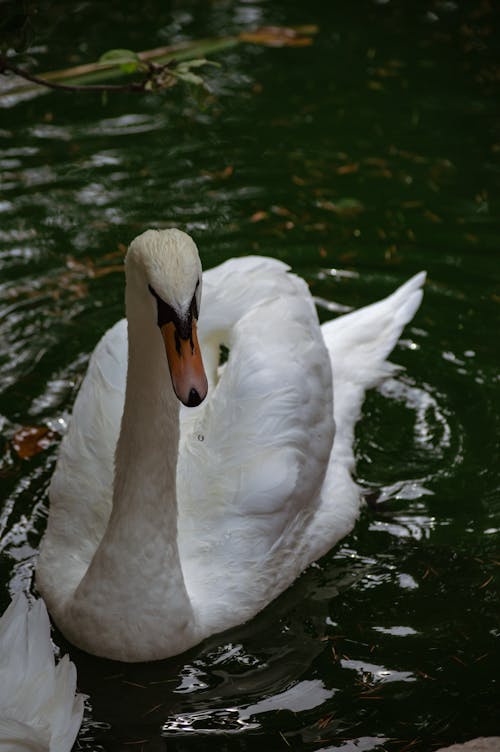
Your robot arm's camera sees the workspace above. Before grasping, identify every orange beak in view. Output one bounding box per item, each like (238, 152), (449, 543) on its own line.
(161, 320), (208, 407)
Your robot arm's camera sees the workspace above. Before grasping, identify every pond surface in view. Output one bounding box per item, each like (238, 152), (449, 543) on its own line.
(0, 1), (499, 750)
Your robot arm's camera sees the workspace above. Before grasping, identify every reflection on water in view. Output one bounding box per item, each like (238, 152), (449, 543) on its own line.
(163, 678), (332, 735)
(0, 0), (499, 750)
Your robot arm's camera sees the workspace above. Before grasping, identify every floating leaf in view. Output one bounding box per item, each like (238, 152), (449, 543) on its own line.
(92, 264), (124, 279)
(250, 210), (268, 222)
(204, 165), (234, 180)
(99, 48), (140, 64)
(317, 198), (364, 216)
(334, 197), (364, 214)
(173, 70), (204, 86)
(271, 205), (292, 217)
(98, 49), (141, 74)
(239, 26), (316, 47)
(171, 59), (220, 88)
(176, 58), (219, 71)
(336, 163), (359, 175)
(423, 209), (442, 223)
(12, 426), (56, 459)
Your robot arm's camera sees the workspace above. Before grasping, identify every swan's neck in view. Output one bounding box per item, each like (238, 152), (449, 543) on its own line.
(114, 311), (179, 524)
(69, 284), (198, 661)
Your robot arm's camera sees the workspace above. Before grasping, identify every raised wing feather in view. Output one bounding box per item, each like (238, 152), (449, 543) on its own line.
(0, 594), (84, 752)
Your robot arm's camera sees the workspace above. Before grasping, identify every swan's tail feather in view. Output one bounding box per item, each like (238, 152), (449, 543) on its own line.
(50, 656), (85, 752)
(292, 272), (426, 572)
(0, 593), (84, 752)
(322, 271), (425, 389)
(322, 271), (426, 451)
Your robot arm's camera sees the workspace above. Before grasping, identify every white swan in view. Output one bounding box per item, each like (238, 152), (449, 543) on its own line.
(0, 593), (84, 752)
(37, 229), (425, 662)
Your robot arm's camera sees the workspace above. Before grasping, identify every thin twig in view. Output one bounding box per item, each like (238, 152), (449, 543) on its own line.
(0, 57), (156, 93)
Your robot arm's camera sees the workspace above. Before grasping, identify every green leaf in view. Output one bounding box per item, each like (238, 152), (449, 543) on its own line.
(177, 58), (219, 71)
(99, 48), (140, 64)
(173, 70), (205, 86)
(171, 59), (219, 89)
(98, 49), (142, 73)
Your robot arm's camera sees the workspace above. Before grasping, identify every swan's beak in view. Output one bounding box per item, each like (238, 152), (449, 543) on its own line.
(161, 320), (208, 407)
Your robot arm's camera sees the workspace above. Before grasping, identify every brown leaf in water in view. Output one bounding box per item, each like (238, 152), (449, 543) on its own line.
(250, 210), (268, 222)
(92, 264), (124, 278)
(339, 251), (357, 263)
(336, 162), (359, 175)
(239, 26), (317, 47)
(204, 164), (234, 180)
(65, 253), (124, 280)
(65, 255), (92, 274)
(271, 205), (292, 217)
(317, 200), (338, 213)
(423, 209), (442, 223)
(364, 157), (389, 168)
(317, 198), (364, 216)
(465, 233), (479, 244)
(101, 243), (128, 262)
(12, 426), (57, 459)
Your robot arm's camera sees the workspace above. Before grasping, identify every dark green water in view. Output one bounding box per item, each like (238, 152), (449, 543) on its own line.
(0, 1), (499, 750)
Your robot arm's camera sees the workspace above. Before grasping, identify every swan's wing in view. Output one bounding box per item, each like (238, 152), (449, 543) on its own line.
(37, 320), (127, 610)
(0, 594), (84, 752)
(177, 259), (335, 632)
(181, 256), (309, 435)
(294, 271), (426, 566)
(198, 256), (293, 380)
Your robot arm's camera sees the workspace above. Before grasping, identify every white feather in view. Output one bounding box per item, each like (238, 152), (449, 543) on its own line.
(0, 593), (84, 752)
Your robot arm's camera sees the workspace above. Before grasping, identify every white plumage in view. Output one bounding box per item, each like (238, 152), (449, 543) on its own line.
(0, 593), (84, 752)
(36, 229), (425, 662)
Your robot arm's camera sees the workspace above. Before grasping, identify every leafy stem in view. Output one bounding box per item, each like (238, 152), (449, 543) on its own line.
(0, 51), (218, 95)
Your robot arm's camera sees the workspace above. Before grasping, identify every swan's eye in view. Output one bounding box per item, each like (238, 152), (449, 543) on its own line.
(148, 284), (176, 328)
(148, 282), (199, 338)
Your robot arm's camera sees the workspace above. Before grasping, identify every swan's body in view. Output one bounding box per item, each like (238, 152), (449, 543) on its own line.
(0, 593), (84, 752)
(37, 229), (425, 662)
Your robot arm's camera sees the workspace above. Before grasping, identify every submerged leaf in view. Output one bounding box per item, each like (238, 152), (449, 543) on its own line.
(239, 26), (316, 47)
(250, 210), (269, 222)
(317, 198), (364, 216)
(12, 426), (57, 459)
(336, 163), (359, 175)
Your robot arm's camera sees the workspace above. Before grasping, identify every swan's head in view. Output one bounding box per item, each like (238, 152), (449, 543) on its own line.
(126, 228), (208, 407)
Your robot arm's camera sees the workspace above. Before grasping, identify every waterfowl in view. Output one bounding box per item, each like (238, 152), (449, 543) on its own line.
(0, 593), (84, 751)
(37, 228), (425, 662)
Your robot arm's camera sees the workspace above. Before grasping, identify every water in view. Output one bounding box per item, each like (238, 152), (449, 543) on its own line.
(0, 1), (499, 750)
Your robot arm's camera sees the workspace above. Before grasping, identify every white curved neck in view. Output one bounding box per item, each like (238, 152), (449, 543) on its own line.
(69, 280), (198, 661)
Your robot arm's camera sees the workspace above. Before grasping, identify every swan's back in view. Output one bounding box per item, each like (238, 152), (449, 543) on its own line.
(0, 594), (84, 752)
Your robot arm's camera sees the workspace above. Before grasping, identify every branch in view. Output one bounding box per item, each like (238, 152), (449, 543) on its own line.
(0, 26), (317, 103)
(0, 56), (171, 93)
